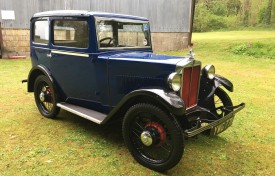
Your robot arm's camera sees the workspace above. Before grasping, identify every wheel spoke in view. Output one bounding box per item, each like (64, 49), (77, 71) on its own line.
(132, 127), (143, 134)
(132, 130), (141, 139)
(159, 144), (171, 153)
(144, 144), (170, 161)
(135, 121), (145, 131)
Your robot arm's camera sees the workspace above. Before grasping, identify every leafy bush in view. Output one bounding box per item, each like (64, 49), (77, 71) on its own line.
(225, 16), (243, 30)
(253, 41), (264, 48)
(230, 42), (275, 59)
(208, 15), (228, 30)
(231, 44), (248, 55)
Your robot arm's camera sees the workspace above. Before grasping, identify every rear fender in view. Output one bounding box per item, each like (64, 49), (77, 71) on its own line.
(27, 65), (53, 92)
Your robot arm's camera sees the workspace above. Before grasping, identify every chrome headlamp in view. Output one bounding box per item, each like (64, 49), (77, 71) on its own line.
(202, 65), (215, 79)
(168, 72), (181, 91)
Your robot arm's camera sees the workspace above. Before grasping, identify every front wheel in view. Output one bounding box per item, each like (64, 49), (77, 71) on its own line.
(212, 87), (233, 118)
(200, 88), (234, 136)
(34, 75), (60, 118)
(122, 103), (184, 172)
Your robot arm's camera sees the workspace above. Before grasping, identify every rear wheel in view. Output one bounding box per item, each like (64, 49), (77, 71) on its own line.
(34, 75), (60, 118)
(122, 103), (184, 172)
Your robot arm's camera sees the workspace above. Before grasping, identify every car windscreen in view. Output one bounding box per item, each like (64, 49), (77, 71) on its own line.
(95, 18), (151, 50)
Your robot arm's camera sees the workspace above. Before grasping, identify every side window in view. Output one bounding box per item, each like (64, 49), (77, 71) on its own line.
(97, 22), (113, 48)
(33, 20), (49, 44)
(53, 20), (89, 48)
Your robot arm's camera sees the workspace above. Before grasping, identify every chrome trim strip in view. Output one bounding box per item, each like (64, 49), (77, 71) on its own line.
(32, 46), (50, 50)
(176, 59), (201, 73)
(57, 103), (103, 124)
(184, 103), (245, 137)
(95, 17), (149, 24)
(51, 50), (89, 57)
(193, 65), (202, 108)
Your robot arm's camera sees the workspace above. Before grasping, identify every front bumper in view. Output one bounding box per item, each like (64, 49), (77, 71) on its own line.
(184, 103), (245, 137)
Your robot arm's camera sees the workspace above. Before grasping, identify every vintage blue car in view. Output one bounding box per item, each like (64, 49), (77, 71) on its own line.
(25, 10), (245, 171)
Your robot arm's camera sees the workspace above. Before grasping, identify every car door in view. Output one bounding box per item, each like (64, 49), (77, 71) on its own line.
(49, 17), (100, 106)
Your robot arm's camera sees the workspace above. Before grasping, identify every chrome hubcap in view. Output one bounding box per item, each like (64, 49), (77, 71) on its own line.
(39, 92), (45, 102)
(140, 131), (153, 146)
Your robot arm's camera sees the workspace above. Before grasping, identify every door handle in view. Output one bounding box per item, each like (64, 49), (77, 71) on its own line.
(46, 52), (52, 58)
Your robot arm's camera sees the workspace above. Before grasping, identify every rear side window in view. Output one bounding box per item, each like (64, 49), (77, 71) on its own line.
(53, 20), (89, 48)
(33, 20), (49, 44)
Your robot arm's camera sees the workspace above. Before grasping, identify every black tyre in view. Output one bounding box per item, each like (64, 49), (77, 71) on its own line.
(199, 88), (233, 135)
(122, 103), (184, 172)
(212, 87), (233, 118)
(34, 75), (60, 118)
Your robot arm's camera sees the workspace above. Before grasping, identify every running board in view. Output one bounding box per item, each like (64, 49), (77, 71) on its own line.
(57, 102), (107, 124)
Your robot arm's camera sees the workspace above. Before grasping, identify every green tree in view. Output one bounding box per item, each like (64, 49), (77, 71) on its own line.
(242, 0), (251, 26)
(227, 0), (241, 16)
(272, 0), (275, 24)
(265, 0), (273, 24)
(193, 0), (273, 31)
(209, 0), (227, 16)
(193, 2), (227, 32)
(259, 0), (274, 25)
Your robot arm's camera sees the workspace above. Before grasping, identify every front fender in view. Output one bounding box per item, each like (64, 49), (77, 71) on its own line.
(199, 75), (233, 105)
(102, 89), (186, 124)
(214, 75), (233, 92)
(27, 65), (54, 92)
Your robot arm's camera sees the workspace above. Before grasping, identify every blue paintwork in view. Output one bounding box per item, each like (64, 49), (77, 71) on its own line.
(29, 11), (186, 114)
(98, 52), (185, 107)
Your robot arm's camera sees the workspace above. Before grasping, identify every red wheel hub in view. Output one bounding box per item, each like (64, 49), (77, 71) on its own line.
(145, 122), (166, 145)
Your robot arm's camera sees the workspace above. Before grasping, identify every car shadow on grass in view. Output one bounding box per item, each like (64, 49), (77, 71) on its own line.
(56, 109), (231, 151)
(56, 110), (124, 144)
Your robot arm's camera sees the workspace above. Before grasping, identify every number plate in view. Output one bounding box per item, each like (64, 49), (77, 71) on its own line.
(211, 117), (234, 135)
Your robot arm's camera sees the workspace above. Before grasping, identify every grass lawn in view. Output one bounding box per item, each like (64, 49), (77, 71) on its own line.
(0, 31), (274, 175)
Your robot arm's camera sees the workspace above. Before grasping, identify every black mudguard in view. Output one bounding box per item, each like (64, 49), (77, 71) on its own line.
(102, 89), (186, 124)
(198, 74), (233, 107)
(214, 75), (233, 92)
(27, 65), (54, 92)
